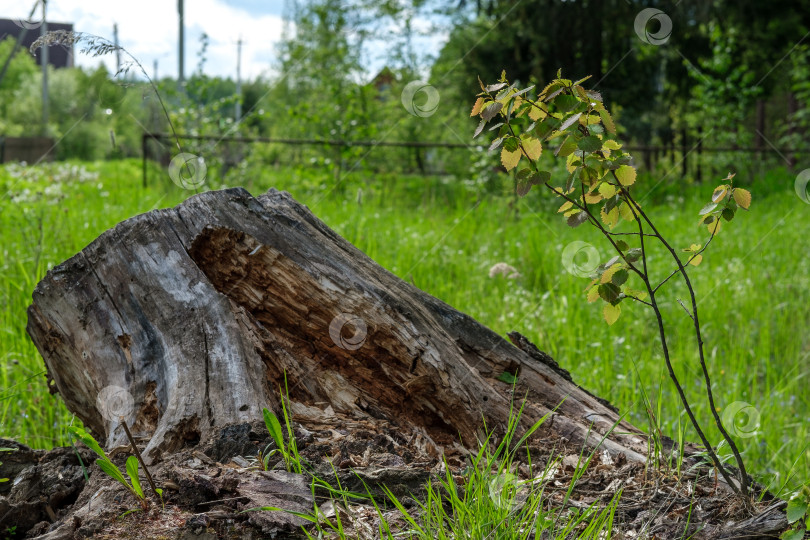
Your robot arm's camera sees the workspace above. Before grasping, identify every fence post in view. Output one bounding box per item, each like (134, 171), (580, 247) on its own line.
(755, 99), (765, 160)
(788, 93), (798, 170)
(697, 125), (703, 183)
(142, 132), (148, 188)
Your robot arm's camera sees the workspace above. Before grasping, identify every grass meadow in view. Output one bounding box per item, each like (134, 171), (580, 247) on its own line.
(1, 158), (808, 495)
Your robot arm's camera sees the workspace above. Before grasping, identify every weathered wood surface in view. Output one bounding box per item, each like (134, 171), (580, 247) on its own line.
(27, 187), (650, 464)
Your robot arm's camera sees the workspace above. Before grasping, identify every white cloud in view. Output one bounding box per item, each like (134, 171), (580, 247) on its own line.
(1, 0), (286, 80)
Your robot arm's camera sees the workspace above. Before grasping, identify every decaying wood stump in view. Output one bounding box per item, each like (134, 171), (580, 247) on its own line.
(15, 187), (792, 539)
(26, 187), (650, 465)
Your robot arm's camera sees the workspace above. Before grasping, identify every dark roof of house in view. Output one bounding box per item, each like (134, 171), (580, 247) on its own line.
(0, 19), (74, 69)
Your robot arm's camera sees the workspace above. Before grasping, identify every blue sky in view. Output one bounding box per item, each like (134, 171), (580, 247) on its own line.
(0, 0), (446, 81)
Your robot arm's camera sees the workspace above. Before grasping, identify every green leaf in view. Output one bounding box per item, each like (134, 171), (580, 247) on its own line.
(786, 498), (809, 524)
(615, 240), (629, 252)
(496, 372), (517, 384)
(96, 458), (129, 488)
(263, 407), (285, 453)
(566, 211), (589, 228)
(722, 207), (735, 221)
(577, 136), (602, 153)
(603, 303), (621, 325)
(563, 170), (577, 193)
(780, 529), (804, 540)
(625, 248), (642, 263)
(611, 269), (629, 286)
(517, 170), (549, 197)
(598, 283), (622, 304)
(488, 137), (504, 152)
(504, 137), (519, 152)
(554, 94), (579, 112)
(473, 119), (486, 139)
(534, 121), (554, 140)
(699, 202), (718, 215)
(559, 112), (583, 132)
(531, 170), (551, 186)
(69, 426), (107, 460)
(481, 102), (504, 122)
(126, 455), (144, 498)
(556, 136), (579, 158)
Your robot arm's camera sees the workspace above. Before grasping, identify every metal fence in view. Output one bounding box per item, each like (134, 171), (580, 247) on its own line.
(141, 131), (810, 187)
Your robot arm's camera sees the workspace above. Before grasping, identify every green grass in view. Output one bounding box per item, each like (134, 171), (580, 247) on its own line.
(1, 158), (808, 495)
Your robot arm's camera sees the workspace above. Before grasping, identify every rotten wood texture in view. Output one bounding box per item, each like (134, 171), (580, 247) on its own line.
(27, 187), (650, 465)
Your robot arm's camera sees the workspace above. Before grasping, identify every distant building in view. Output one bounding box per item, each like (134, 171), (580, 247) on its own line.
(371, 67), (396, 93)
(0, 18), (74, 69)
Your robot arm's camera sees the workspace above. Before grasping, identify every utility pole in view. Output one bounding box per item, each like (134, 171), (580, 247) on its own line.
(0, 1), (43, 87)
(178, 0), (184, 87)
(41, 0), (48, 133)
(235, 36), (242, 121)
(113, 23), (120, 73)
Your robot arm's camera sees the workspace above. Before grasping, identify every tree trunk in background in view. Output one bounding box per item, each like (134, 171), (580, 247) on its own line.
(27, 188), (651, 464)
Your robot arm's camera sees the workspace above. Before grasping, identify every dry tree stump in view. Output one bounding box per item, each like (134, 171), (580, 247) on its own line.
(15, 188), (790, 539)
(26, 187), (648, 464)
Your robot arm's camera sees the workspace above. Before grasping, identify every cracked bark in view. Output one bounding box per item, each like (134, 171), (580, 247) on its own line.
(27, 188), (653, 464)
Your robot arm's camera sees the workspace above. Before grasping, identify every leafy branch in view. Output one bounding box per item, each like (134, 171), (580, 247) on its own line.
(471, 70), (753, 502)
(69, 425), (163, 511)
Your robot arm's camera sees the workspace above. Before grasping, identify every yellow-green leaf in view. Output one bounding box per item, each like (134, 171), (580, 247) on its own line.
(618, 202), (636, 222)
(603, 140), (622, 151)
(732, 188), (751, 209)
(615, 165), (636, 186)
(712, 185), (729, 203)
(528, 104), (546, 121)
(598, 182), (617, 198)
(501, 147), (521, 171)
(689, 254), (703, 266)
(603, 303), (621, 325)
(584, 191), (603, 204)
(558, 200), (574, 213)
(601, 205), (619, 228)
(600, 263), (622, 284)
(522, 137), (543, 160)
(707, 219), (722, 235)
(587, 286), (600, 303)
(598, 107), (616, 134)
